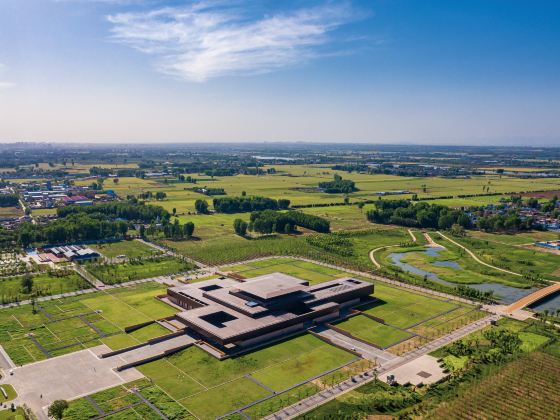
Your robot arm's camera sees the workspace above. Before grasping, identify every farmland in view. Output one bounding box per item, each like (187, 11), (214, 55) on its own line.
(428, 351), (560, 419)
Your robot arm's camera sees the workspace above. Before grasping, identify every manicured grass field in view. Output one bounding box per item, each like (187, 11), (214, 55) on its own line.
(225, 257), (348, 285)
(0, 282), (172, 365)
(0, 271), (90, 304)
(92, 240), (161, 259)
(64, 378), (189, 420)
(0, 385), (17, 403)
(361, 282), (458, 328)
(0, 407), (25, 420)
(334, 315), (413, 348)
(136, 333), (356, 419)
(86, 257), (193, 284)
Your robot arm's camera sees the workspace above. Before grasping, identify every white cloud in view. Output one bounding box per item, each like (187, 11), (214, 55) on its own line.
(107, 1), (359, 82)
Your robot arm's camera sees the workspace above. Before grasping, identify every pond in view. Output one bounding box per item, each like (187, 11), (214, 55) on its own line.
(388, 247), (542, 305)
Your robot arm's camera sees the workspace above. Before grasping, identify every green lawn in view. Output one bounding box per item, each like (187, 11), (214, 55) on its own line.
(63, 379), (189, 420)
(251, 344), (355, 391)
(335, 315), (413, 348)
(181, 377), (269, 420)
(0, 385), (17, 403)
(87, 257), (193, 284)
(92, 240), (161, 259)
(0, 407), (25, 420)
(0, 282), (172, 365)
(0, 272), (90, 304)
(137, 333), (355, 419)
(361, 281), (458, 328)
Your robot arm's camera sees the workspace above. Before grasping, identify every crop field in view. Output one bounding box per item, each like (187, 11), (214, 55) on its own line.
(0, 207), (23, 218)
(0, 282), (173, 365)
(136, 333), (357, 420)
(164, 227), (408, 270)
(77, 166), (560, 217)
(0, 271), (90, 304)
(92, 240), (161, 259)
(429, 351), (560, 419)
(86, 257), (193, 284)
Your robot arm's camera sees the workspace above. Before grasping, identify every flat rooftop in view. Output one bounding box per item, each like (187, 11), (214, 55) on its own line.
(233, 273), (307, 300)
(168, 272), (373, 345)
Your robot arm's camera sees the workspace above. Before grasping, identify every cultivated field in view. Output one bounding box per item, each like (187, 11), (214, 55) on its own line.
(428, 351), (560, 419)
(86, 257), (193, 284)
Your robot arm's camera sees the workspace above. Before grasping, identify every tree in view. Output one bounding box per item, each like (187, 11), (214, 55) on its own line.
(21, 274), (33, 294)
(154, 191), (167, 200)
(172, 208), (176, 216)
(139, 224), (146, 238)
(48, 400), (68, 420)
(113, 178), (119, 184)
(233, 219), (248, 236)
(184, 221), (195, 238)
(194, 199), (209, 214)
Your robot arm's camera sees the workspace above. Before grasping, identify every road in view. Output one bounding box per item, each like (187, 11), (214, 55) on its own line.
(264, 314), (499, 419)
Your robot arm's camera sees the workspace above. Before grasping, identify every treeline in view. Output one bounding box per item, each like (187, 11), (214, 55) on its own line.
(476, 213), (535, 232)
(366, 200), (471, 230)
(318, 174), (357, 193)
(192, 187), (226, 196)
(0, 194), (19, 207)
(58, 202), (170, 223)
(18, 214), (129, 246)
(249, 210), (330, 234)
(213, 196), (290, 213)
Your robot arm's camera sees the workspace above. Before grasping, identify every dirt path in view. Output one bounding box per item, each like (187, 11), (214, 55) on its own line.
(437, 231), (522, 277)
(408, 229), (417, 242)
(368, 245), (399, 269)
(424, 232), (445, 248)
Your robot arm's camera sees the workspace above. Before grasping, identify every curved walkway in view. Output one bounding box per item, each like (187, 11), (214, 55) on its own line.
(368, 245), (399, 269)
(437, 231), (522, 277)
(506, 282), (560, 313)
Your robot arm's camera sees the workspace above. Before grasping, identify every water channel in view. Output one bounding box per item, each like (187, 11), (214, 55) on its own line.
(388, 247), (559, 309)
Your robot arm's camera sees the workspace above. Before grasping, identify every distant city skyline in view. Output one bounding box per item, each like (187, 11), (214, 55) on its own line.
(1, 0), (559, 145)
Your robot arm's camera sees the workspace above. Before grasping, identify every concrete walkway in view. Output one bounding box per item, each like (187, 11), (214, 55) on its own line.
(114, 334), (195, 367)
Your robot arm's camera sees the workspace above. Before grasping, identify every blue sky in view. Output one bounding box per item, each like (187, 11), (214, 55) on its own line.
(1, 0), (559, 145)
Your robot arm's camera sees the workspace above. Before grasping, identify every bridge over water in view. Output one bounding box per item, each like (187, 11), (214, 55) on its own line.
(506, 282), (560, 313)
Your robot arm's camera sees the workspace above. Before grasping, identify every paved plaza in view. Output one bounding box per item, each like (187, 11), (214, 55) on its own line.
(1, 345), (143, 419)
